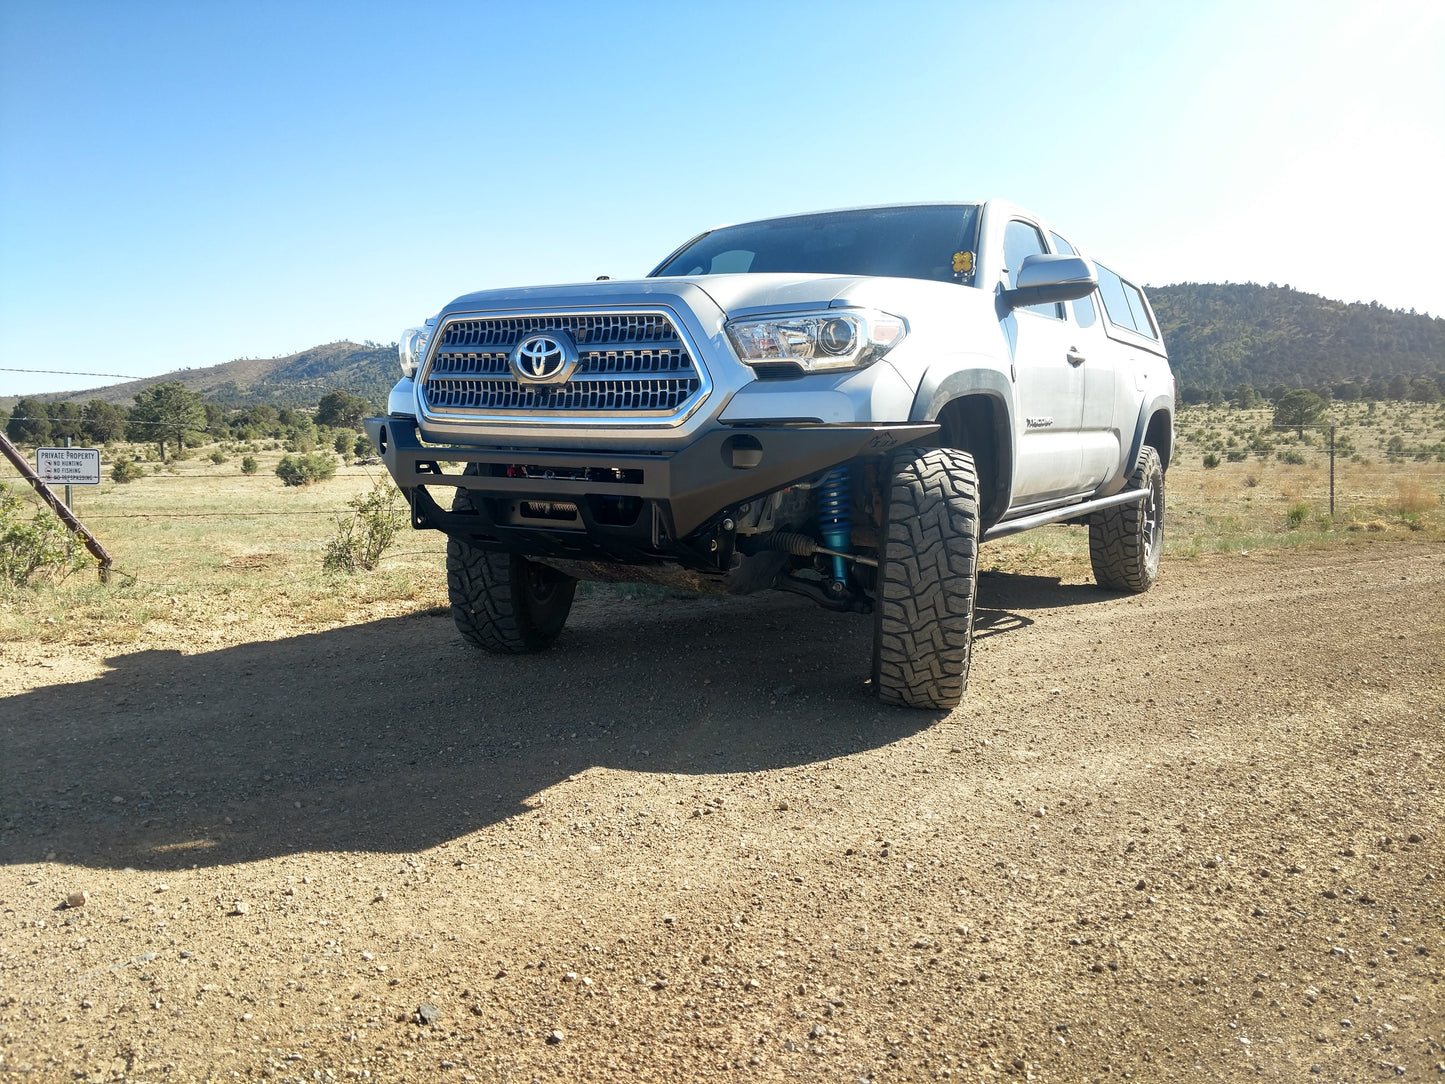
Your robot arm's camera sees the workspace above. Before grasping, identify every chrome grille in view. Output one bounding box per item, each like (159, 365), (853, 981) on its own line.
(422, 311), (706, 420)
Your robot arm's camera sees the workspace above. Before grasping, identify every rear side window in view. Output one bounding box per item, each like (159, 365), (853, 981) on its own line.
(1096, 263), (1158, 340)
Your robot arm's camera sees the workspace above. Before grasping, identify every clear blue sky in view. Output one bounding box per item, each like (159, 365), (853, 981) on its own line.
(2, 0), (1442, 397)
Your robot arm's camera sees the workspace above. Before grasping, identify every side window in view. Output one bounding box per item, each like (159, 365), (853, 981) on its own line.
(1097, 262), (1159, 340)
(1003, 220), (1061, 319)
(1049, 231), (1096, 328)
(1096, 264), (1135, 330)
(1124, 282), (1158, 339)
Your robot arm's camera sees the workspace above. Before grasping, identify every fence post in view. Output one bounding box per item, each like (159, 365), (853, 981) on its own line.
(0, 430), (113, 583)
(1329, 424), (1335, 517)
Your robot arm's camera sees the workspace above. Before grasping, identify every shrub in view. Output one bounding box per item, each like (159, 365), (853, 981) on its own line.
(110, 459), (145, 484)
(323, 478), (407, 572)
(0, 484), (87, 585)
(275, 452), (337, 487)
(1286, 504), (1309, 529)
(1202, 453), (1220, 469)
(1392, 481), (1435, 517)
(1226, 449), (1248, 462)
(1277, 449), (1306, 465)
(353, 435), (372, 458)
(209, 450), (228, 464)
(1244, 474), (1259, 488)
(334, 432), (353, 456)
(240, 456), (259, 475)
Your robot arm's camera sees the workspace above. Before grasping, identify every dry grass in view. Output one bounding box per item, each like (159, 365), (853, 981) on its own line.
(0, 444), (448, 647)
(4, 402), (1444, 643)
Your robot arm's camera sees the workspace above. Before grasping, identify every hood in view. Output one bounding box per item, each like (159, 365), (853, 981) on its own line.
(439, 273), (871, 320)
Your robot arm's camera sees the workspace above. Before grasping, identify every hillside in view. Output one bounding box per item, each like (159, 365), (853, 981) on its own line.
(21, 342), (397, 411)
(1149, 283), (1445, 392)
(7, 284), (1444, 414)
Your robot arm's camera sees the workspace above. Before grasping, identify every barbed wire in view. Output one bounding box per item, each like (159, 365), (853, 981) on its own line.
(1, 367), (137, 378)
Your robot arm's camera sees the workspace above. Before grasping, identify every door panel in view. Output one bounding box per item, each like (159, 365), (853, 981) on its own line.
(1010, 309), (1085, 502)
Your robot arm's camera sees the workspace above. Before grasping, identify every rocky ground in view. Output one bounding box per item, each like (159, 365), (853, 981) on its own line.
(1, 541), (1441, 1082)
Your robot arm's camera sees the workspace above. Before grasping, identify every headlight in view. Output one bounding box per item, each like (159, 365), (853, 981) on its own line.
(725, 308), (906, 373)
(398, 324), (433, 378)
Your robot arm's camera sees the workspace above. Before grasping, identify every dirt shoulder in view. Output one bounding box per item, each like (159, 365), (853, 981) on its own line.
(2, 542), (1442, 1082)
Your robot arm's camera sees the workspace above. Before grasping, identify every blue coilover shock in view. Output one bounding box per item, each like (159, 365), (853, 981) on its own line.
(816, 466), (852, 585)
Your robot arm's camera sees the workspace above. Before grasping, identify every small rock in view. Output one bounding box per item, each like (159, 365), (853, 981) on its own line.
(745, 979), (760, 991)
(1013, 1058), (1027, 1071)
(1407, 833), (1422, 844)
(777, 801), (790, 812)
(417, 1003), (439, 1026)
(1323, 889), (1338, 900)
(65, 890), (88, 909)
(232, 902), (249, 916)
(1134, 879), (1146, 890)
(546, 1029), (565, 1045)
(562, 971), (578, 983)
(810, 1024), (828, 1039)
(662, 914), (676, 926)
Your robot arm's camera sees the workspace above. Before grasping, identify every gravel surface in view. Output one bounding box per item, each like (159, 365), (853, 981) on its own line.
(1, 542), (1441, 1082)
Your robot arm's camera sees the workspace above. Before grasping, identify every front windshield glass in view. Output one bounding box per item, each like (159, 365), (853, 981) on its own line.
(651, 204), (980, 284)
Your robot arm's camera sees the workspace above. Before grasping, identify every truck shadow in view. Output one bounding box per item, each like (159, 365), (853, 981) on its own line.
(0, 572), (1102, 872)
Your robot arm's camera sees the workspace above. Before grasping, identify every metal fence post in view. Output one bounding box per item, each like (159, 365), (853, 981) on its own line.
(1329, 424), (1335, 517)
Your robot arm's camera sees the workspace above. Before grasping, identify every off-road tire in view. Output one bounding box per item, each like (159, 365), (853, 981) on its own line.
(1089, 446), (1164, 592)
(447, 483), (575, 653)
(871, 447), (980, 710)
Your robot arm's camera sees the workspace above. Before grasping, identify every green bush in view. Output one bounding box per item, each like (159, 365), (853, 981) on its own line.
(353, 435), (372, 458)
(1277, 449), (1306, 465)
(1286, 504), (1309, 529)
(1202, 453), (1221, 469)
(323, 478), (407, 572)
(110, 459), (145, 484)
(240, 456), (259, 475)
(0, 483), (87, 585)
(275, 452), (337, 487)
(209, 450), (228, 464)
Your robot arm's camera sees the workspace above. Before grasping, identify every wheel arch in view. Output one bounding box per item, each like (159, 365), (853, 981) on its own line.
(911, 372), (1014, 530)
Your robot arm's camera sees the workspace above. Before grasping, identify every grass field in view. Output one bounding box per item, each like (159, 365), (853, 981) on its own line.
(3, 402), (1443, 647)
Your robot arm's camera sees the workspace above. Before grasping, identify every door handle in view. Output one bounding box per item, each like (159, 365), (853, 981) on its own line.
(1066, 348), (1086, 366)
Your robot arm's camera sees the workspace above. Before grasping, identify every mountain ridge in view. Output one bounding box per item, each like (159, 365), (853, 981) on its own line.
(5, 283), (1443, 411)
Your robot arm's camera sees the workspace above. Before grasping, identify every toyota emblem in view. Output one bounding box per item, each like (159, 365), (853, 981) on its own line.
(510, 330), (579, 385)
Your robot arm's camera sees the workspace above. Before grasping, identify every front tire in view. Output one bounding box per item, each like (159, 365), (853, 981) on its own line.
(446, 542), (576, 654)
(1089, 446), (1164, 592)
(871, 448), (980, 710)
(447, 476), (575, 653)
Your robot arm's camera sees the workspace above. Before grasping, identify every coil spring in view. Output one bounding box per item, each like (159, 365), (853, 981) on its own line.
(817, 467), (851, 534)
(817, 467), (852, 584)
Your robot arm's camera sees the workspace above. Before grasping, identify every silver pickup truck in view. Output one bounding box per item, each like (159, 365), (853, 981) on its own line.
(366, 200), (1174, 709)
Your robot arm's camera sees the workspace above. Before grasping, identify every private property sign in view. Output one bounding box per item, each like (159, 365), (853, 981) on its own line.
(36, 447), (101, 485)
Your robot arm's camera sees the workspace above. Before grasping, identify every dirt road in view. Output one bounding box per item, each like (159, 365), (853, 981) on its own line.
(2, 542), (1441, 1082)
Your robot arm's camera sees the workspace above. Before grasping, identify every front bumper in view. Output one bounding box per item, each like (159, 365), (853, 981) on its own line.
(364, 416), (937, 565)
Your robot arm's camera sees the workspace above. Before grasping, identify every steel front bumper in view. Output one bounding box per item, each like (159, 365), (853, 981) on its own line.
(364, 416), (937, 563)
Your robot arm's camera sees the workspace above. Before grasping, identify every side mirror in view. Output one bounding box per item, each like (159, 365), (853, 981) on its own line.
(1003, 254), (1098, 308)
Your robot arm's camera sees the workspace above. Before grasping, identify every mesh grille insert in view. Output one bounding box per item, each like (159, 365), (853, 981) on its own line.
(423, 312), (704, 418)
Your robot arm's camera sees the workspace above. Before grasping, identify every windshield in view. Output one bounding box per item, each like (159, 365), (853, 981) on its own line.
(650, 204), (980, 284)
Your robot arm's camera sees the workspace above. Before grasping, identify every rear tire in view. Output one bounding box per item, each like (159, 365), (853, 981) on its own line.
(447, 480), (575, 653)
(871, 447), (980, 710)
(1089, 446), (1164, 592)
